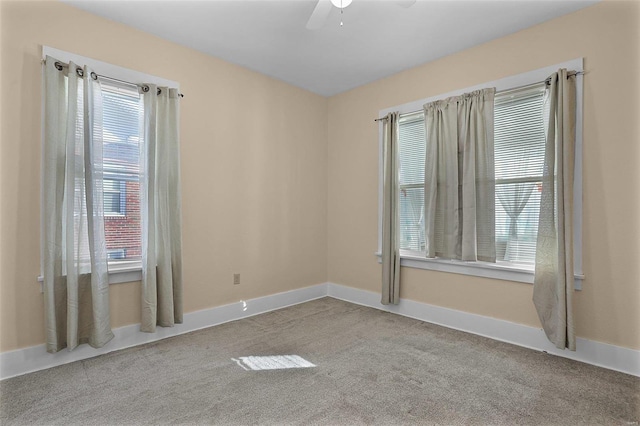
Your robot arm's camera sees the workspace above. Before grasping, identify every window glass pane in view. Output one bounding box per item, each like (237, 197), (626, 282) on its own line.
(104, 192), (121, 214)
(495, 90), (546, 181)
(399, 186), (425, 251)
(495, 182), (542, 264)
(398, 115), (426, 251)
(103, 179), (122, 214)
(101, 84), (142, 264)
(494, 86), (546, 264)
(398, 116), (425, 186)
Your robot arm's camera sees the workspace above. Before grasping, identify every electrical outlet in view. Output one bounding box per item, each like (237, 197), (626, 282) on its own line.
(233, 273), (240, 285)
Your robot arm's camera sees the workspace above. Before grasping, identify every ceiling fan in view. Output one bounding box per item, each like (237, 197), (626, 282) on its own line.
(306, 0), (417, 30)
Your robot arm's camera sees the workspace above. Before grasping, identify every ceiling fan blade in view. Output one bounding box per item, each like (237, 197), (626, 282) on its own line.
(395, 0), (416, 8)
(306, 0), (333, 30)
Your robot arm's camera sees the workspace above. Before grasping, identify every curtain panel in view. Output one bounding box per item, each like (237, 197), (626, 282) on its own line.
(43, 57), (114, 353)
(533, 69), (577, 351)
(423, 88), (496, 262)
(140, 85), (184, 332)
(381, 112), (400, 305)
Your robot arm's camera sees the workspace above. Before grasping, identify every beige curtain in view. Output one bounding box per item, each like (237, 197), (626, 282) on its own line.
(381, 112), (400, 305)
(533, 69), (577, 350)
(140, 85), (184, 332)
(43, 57), (114, 352)
(423, 88), (496, 261)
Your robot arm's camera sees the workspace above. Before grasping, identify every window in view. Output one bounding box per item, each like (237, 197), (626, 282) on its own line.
(494, 85), (546, 265)
(40, 46), (179, 286)
(103, 179), (126, 215)
(397, 84), (546, 267)
(398, 113), (426, 254)
(101, 82), (143, 266)
(107, 249), (126, 260)
(378, 60), (583, 287)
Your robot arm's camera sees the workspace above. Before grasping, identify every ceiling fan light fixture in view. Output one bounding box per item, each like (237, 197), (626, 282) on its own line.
(330, 0), (353, 9)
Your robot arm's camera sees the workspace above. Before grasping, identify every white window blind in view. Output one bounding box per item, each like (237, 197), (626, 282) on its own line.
(494, 84), (546, 265)
(101, 82), (143, 264)
(396, 84), (547, 267)
(398, 113), (426, 253)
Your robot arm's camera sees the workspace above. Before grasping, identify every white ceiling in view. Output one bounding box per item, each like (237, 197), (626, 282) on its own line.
(64, 0), (598, 97)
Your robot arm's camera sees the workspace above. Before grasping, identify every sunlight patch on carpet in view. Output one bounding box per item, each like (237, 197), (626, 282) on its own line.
(232, 355), (316, 371)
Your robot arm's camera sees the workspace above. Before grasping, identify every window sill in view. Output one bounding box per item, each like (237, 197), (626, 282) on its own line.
(108, 261), (143, 284)
(375, 252), (583, 290)
(36, 262), (142, 292)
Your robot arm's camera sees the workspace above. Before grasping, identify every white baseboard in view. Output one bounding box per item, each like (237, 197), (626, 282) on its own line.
(2, 281), (638, 380)
(327, 282), (640, 377)
(0, 283), (328, 381)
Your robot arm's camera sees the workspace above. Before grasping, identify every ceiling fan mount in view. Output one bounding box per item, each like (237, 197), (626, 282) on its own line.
(330, 0), (353, 8)
(306, 0), (416, 30)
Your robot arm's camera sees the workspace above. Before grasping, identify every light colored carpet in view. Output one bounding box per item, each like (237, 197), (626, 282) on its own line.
(1, 297), (638, 425)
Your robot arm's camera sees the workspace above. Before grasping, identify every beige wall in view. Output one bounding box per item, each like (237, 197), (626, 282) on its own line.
(328, 1), (640, 350)
(1, 0), (638, 355)
(0, 1), (328, 352)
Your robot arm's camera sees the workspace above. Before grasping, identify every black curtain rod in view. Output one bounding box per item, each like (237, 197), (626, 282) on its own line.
(374, 70), (584, 122)
(45, 59), (185, 98)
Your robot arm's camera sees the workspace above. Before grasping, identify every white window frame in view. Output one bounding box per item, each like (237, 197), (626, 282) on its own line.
(376, 58), (584, 290)
(39, 46), (179, 287)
